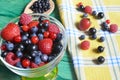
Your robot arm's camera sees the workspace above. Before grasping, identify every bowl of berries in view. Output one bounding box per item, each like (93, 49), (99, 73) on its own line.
(0, 13), (67, 80)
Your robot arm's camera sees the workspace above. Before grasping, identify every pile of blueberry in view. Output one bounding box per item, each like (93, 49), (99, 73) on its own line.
(30, 0), (50, 13)
(0, 14), (63, 68)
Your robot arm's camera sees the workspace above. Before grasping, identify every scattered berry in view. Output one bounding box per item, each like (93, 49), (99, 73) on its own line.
(41, 54), (48, 62)
(78, 5), (84, 11)
(101, 22), (109, 31)
(38, 33), (44, 40)
(97, 12), (104, 19)
(92, 11), (97, 16)
(31, 26), (38, 33)
(49, 32), (57, 40)
(79, 35), (85, 40)
(79, 18), (91, 31)
(97, 46), (104, 53)
(34, 56), (41, 64)
(99, 36), (105, 42)
(84, 6), (92, 14)
(80, 40), (90, 50)
(109, 24), (118, 33)
(106, 19), (110, 24)
(82, 13), (88, 18)
(97, 56), (105, 64)
(89, 27), (97, 35)
(90, 34), (97, 40)
(6, 42), (14, 51)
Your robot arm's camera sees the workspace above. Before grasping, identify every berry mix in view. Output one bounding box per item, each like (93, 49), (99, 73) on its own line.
(77, 2), (118, 64)
(0, 13), (64, 68)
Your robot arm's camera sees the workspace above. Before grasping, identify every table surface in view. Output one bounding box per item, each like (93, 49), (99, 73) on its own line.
(0, 0), (76, 80)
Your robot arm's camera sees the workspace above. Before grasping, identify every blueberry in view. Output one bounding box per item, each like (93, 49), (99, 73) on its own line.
(22, 39), (31, 46)
(79, 5), (84, 11)
(22, 35), (28, 41)
(21, 32), (29, 37)
(15, 62), (23, 68)
(26, 44), (38, 52)
(14, 44), (24, 51)
(79, 35), (85, 40)
(38, 33), (43, 40)
(101, 22), (109, 31)
(43, 23), (49, 29)
(99, 36), (105, 42)
(30, 33), (37, 38)
(31, 27), (38, 33)
(97, 12), (104, 19)
(90, 34), (97, 40)
(83, 13), (88, 18)
(16, 51), (23, 58)
(37, 28), (45, 33)
(47, 55), (55, 62)
(52, 42), (63, 54)
(31, 51), (38, 57)
(97, 56), (105, 64)
(92, 11), (97, 16)
(34, 56), (41, 64)
(6, 42), (14, 51)
(1, 51), (8, 58)
(55, 33), (63, 42)
(89, 28), (97, 35)
(39, 16), (45, 22)
(41, 54), (48, 62)
(97, 46), (104, 53)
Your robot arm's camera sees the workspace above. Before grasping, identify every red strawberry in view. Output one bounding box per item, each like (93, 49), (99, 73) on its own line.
(48, 23), (60, 34)
(38, 38), (53, 55)
(20, 13), (32, 25)
(79, 18), (91, 31)
(5, 52), (20, 66)
(1, 23), (20, 41)
(28, 21), (39, 29)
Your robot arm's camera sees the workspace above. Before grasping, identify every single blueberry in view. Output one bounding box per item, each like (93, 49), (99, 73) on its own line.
(6, 42), (14, 51)
(15, 62), (23, 68)
(97, 56), (105, 64)
(31, 27), (38, 33)
(79, 35), (85, 40)
(97, 46), (104, 53)
(97, 12), (104, 19)
(16, 51), (23, 58)
(22, 35), (28, 41)
(55, 33), (63, 42)
(99, 36), (105, 42)
(41, 54), (48, 62)
(1, 51), (8, 58)
(92, 11), (97, 16)
(34, 56), (41, 64)
(83, 13), (88, 18)
(38, 33), (43, 40)
(91, 34), (97, 40)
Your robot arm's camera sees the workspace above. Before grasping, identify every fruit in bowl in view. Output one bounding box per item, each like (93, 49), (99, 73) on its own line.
(0, 13), (67, 78)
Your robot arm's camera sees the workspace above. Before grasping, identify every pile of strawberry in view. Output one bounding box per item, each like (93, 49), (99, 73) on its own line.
(0, 13), (63, 68)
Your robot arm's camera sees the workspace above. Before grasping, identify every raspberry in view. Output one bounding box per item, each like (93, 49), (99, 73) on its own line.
(80, 40), (90, 50)
(48, 23), (60, 34)
(84, 6), (92, 14)
(5, 52), (20, 66)
(20, 13), (32, 25)
(109, 24), (118, 33)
